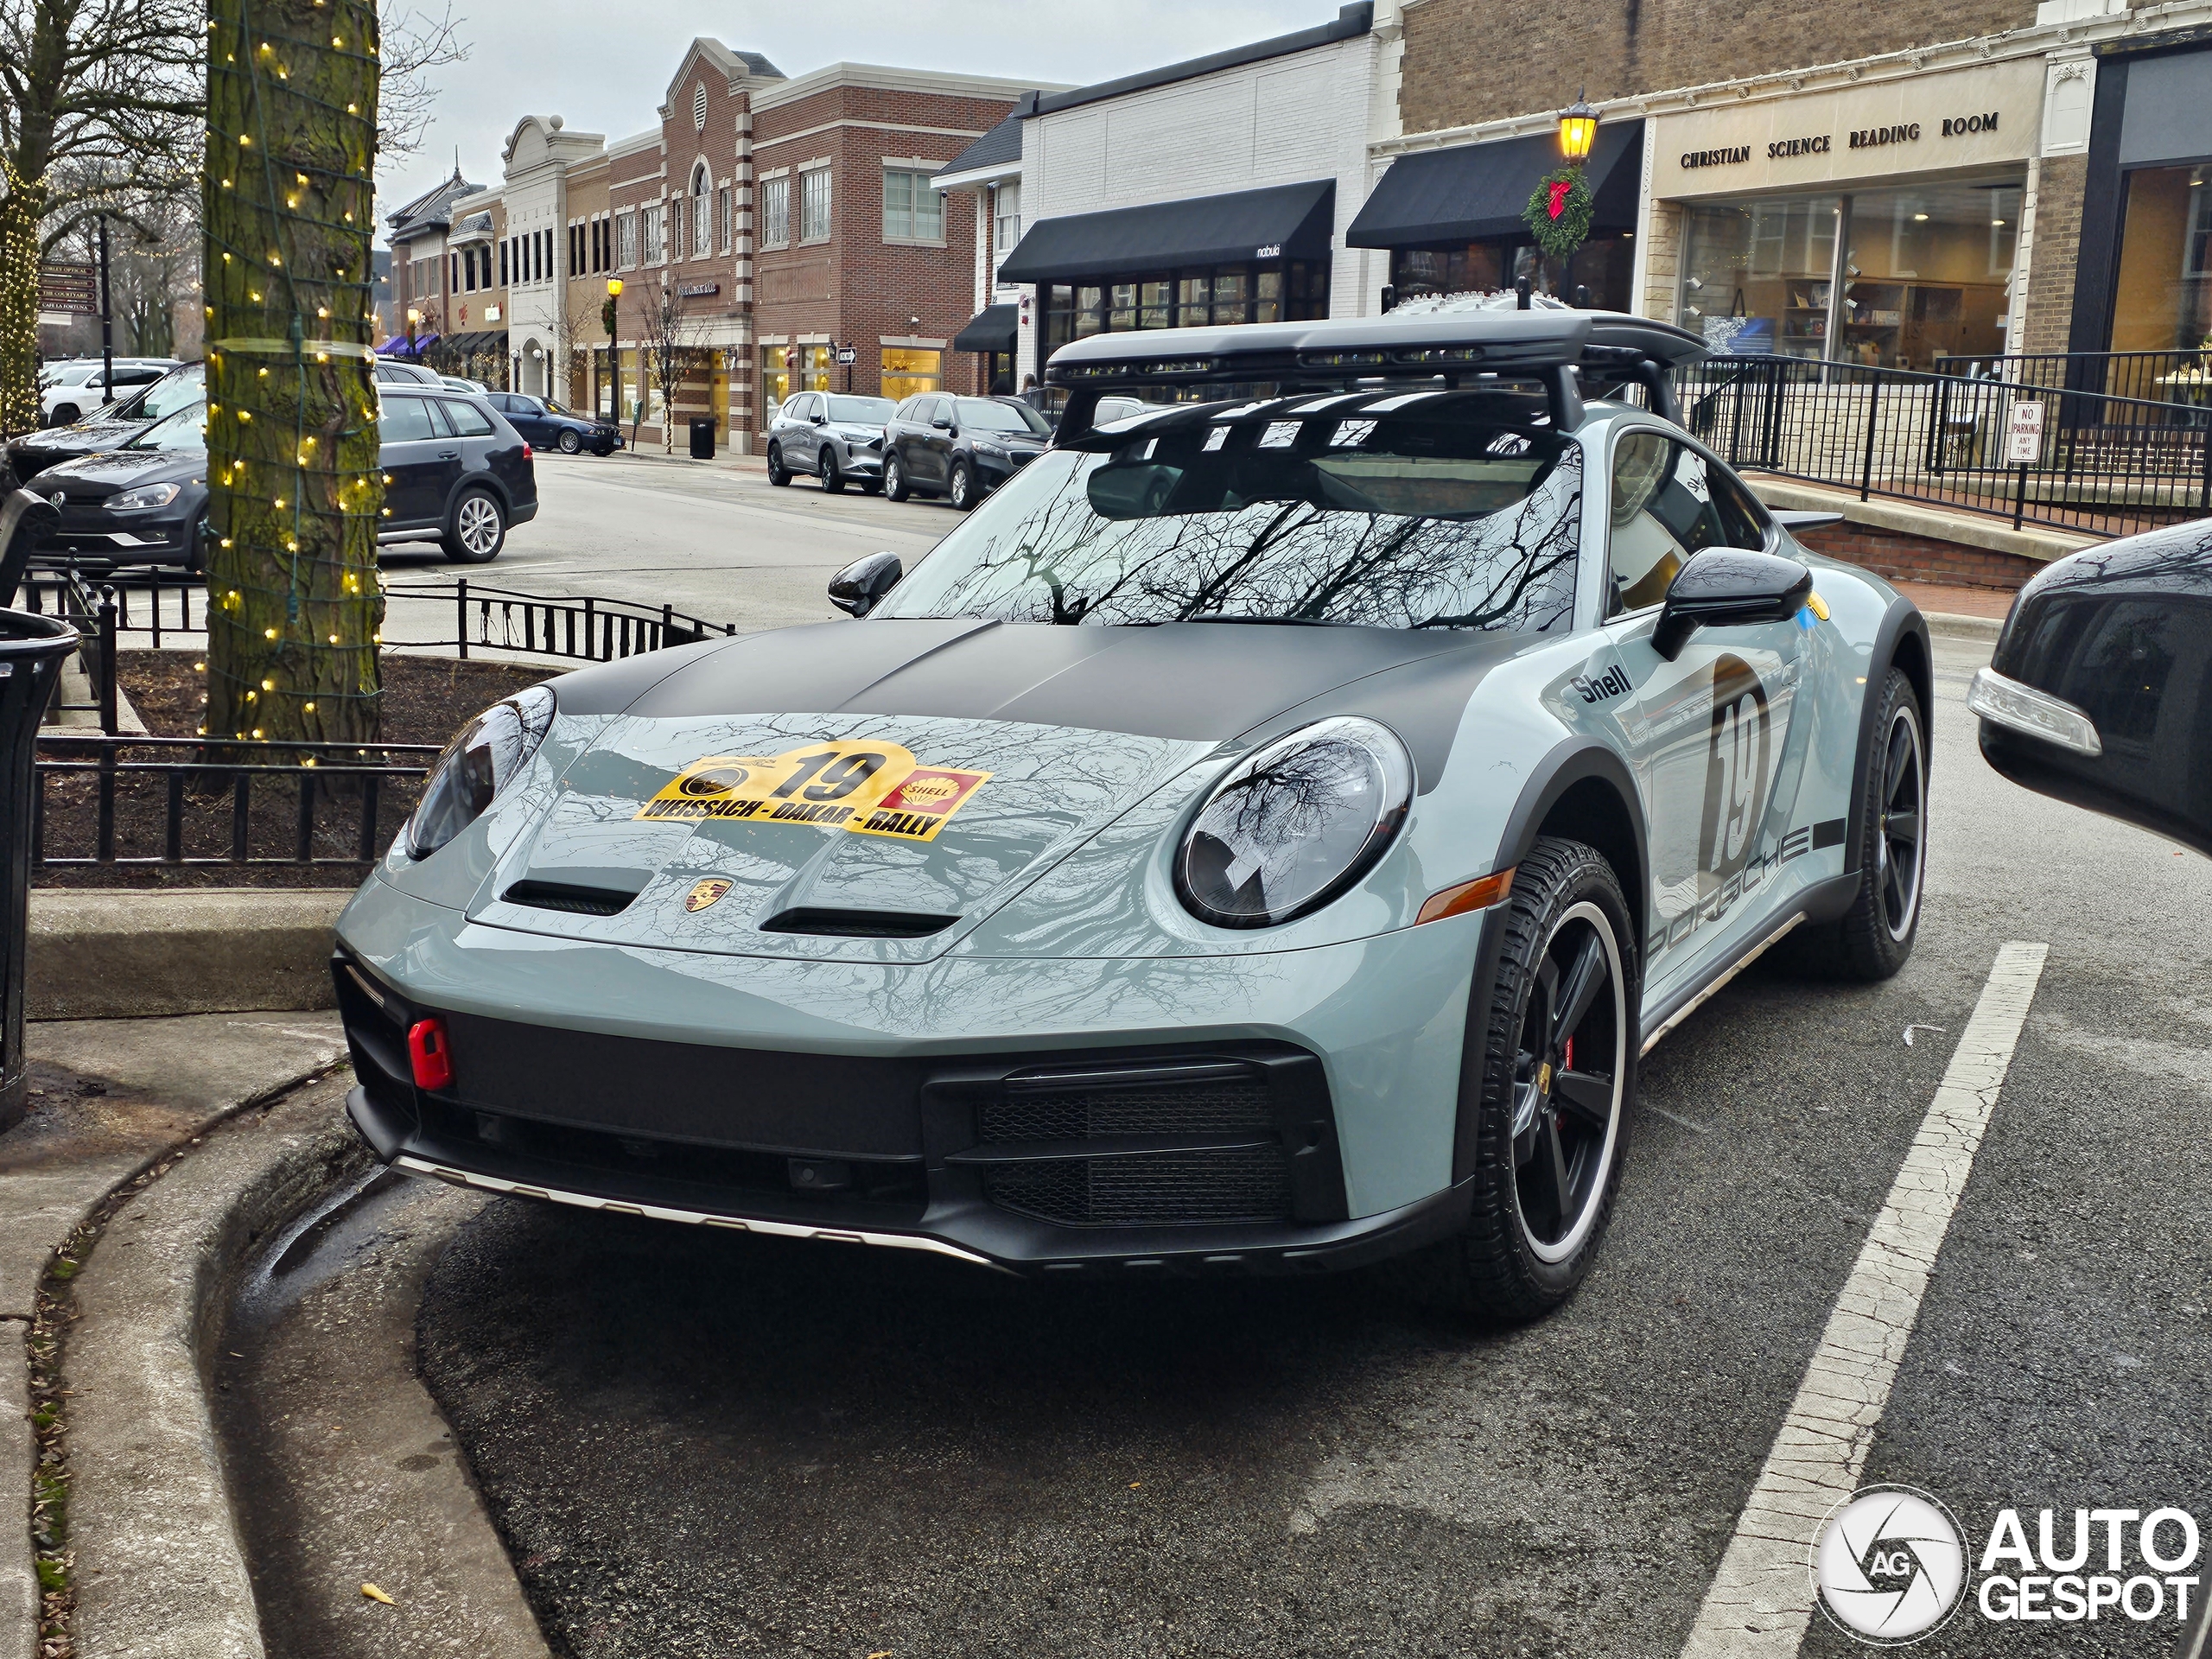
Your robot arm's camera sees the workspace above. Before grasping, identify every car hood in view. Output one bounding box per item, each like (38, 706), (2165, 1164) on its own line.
(38, 448), (203, 499)
(466, 618), (1495, 963)
(22, 415), (152, 455)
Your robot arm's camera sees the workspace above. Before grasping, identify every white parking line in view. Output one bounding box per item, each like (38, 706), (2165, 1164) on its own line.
(1680, 940), (2050, 1657)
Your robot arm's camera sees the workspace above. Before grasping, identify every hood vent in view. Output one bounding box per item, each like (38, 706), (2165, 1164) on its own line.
(760, 907), (959, 939)
(502, 880), (641, 918)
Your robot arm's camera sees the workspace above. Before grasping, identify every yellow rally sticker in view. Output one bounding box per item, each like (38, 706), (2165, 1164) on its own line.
(635, 742), (992, 843)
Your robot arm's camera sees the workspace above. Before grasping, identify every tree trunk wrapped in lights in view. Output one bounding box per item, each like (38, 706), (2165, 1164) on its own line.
(202, 0), (383, 747)
(0, 161), (40, 442)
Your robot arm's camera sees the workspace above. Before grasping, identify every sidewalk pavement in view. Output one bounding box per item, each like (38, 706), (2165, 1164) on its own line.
(0, 1014), (347, 1659)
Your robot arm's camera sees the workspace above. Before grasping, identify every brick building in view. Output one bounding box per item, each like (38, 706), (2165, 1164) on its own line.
(384, 169), (486, 361)
(746, 63), (1038, 437)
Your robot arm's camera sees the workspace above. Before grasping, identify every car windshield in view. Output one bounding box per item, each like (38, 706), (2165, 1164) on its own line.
(874, 397), (1582, 631)
(956, 397), (1049, 435)
(827, 396), (895, 424)
(118, 365), (205, 423)
(541, 397), (571, 415)
(47, 364), (94, 386)
(124, 402), (207, 453)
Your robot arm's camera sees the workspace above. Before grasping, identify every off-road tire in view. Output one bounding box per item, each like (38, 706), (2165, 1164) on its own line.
(1779, 667), (1927, 982)
(884, 454), (911, 503)
(1400, 836), (1638, 1323)
(822, 451), (845, 493)
(766, 443), (790, 486)
(948, 460), (976, 512)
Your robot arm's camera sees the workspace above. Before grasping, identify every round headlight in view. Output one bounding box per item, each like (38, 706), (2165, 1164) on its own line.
(405, 683), (556, 859)
(1175, 716), (1414, 929)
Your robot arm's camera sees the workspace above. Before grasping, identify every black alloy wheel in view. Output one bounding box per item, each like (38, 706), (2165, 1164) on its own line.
(556, 429), (582, 455)
(821, 450), (845, 493)
(1874, 701), (1926, 941)
(948, 459), (976, 512)
(1509, 906), (1624, 1262)
(766, 443), (790, 486)
(884, 453), (910, 502)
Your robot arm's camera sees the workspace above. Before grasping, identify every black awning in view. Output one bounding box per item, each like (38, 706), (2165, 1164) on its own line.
(1346, 121), (1643, 248)
(996, 180), (1336, 284)
(951, 302), (1018, 354)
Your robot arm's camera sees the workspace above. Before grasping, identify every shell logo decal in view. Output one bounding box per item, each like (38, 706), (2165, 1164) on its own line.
(637, 742), (991, 843)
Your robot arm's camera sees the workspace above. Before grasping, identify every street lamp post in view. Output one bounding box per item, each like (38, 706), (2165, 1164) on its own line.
(404, 306), (422, 358)
(603, 278), (622, 423)
(1522, 91), (1601, 297)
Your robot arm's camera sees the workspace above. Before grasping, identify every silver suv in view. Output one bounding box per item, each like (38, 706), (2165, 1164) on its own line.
(765, 391), (897, 494)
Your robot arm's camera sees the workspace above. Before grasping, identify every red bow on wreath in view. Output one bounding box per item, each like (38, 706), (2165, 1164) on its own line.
(1548, 180), (1572, 221)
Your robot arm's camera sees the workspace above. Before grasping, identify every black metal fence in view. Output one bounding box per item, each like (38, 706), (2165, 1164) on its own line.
(22, 563), (741, 876)
(1681, 356), (2212, 539)
(1933, 348), (2212, 413)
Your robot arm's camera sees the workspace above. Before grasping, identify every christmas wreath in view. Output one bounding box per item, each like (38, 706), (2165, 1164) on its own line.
(1523, 165), (1595, 262)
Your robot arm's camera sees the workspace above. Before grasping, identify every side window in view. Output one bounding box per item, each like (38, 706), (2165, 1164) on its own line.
(378, 396), (437, 442)
(443, 399), (497, 436)
(892, 397), (917, 423)
(1607, 433), (1762, 615)
(518, 397), (545, 416)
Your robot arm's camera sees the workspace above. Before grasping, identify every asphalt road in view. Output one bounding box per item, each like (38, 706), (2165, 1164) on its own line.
(393, 632), (2212, 1659)
(376, 451), (957, 643)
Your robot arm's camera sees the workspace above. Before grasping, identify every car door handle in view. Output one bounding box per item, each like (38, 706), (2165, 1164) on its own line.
(437, 449), (459, 459)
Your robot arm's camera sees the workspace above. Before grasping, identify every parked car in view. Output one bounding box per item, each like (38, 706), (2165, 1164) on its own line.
(487, 391), (624, 456)
(440, 375), (490, 396)
(374, 359), (443, 388)
(765, 392), (895, 492)
(1970, 520), (2211, 858)
(330, 308), (1932, 1319)
(8, 362), (204, 481)
(41, 359), (179, 426)
(881, 393), (1051, 510)
(29, 387), (537, 568)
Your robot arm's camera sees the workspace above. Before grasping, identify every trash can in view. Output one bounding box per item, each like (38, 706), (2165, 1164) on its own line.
(0, 609), (79, 1132)
(689, 417), (716, 461)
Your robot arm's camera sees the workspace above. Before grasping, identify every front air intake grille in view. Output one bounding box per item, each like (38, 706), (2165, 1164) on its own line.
(760, 907), (957, 938)
(977, 1075), (1273, 1145)
(502, 880), (639, 917)
(984, 1147), (1293, 1227)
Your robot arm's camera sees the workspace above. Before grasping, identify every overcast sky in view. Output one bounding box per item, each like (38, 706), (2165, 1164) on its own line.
(378, 0), (1332, 233)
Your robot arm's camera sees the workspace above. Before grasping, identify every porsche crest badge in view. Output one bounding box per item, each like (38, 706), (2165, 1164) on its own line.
(683, 878), (734, 913)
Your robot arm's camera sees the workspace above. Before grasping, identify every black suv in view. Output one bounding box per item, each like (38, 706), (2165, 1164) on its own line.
(881, 394), (1050, 510)
(29, 388), (538, 568)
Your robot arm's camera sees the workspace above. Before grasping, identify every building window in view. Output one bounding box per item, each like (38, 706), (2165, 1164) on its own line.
(1389, 237), (1633, 314)
(642, 204), (664, 264)
(880, 346), (941, 401)
(618, 211), (638, 269)
(693, 166), (713, 258)
(2111, 166), (2212, 352)
(1042, 259), (1329, 348)
(798, 168), (832, 243)
(760, 343), (832, 417)
(994, 183), (1021, 271)
(717, 187), (732, 253)
(882, 169), (944, 242)
(760, 175), (791, 249)
(1677, 181), (2021, 367)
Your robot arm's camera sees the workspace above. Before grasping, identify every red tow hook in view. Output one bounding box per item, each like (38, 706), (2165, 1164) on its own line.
(408, 1016), (454, 1091)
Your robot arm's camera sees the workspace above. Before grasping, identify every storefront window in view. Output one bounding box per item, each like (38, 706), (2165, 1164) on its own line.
(1679, 181), (2022, 366)
(2111, 166), (2212, 353)
(760, 345), (832, 422)
(882, 346), (942, 402)
(1680, 198), (1840, 358)
(1389, 237), (1632, 309)
(1044, 261), (1330, 346)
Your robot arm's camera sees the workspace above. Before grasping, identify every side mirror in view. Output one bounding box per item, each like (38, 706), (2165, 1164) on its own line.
(811, 413), (826, 426)
(828, 550), (902, 618)
(1972, 541), (2212, 857)
(1652, 549), (1815, 660)
(931, 416), (950, 431)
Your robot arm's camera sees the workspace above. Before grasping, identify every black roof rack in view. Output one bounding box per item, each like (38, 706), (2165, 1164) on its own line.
(1044, 309), (1702, 432)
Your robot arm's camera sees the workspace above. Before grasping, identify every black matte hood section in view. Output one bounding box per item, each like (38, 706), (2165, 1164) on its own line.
(618, 618), (1482, 746)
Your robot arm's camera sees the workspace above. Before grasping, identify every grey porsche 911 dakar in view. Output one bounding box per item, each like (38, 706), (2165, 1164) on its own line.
(333, 305), (1929, 1320)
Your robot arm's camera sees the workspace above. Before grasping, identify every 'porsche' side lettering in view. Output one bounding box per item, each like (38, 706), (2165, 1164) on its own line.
(637, 744), (992, 840)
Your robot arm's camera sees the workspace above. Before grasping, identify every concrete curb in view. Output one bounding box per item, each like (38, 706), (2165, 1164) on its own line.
(1925, 611), (2003, 644)
(1748, 476), (2097, 563)
(28, 890), (346, 1020)
(69, 1093), (365, 1659)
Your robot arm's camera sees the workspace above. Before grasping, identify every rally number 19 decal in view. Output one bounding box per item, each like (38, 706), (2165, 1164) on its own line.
(637, 741), (991, 842)
(1699, 654), (1771, 881)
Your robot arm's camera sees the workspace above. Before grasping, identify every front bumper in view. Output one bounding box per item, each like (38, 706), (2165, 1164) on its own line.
(38, 503), (195, 563)
(332, 877), (1482, 1274)
(973, 448), (1041, 485)
(838, 444), (885, 475)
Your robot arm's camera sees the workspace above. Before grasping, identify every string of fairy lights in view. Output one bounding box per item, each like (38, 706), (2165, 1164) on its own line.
(201, 0), (385, 743)
(0, 156), (52, 440)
